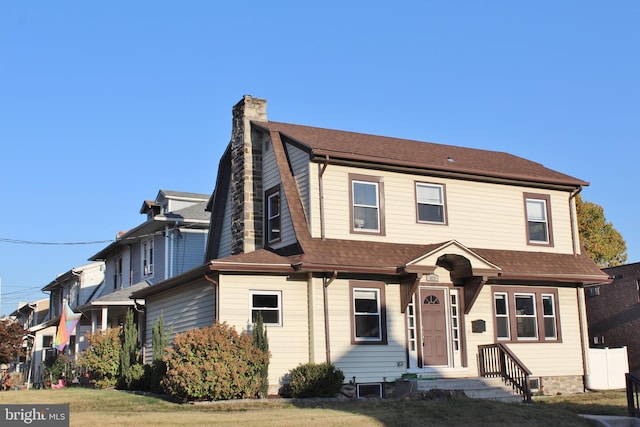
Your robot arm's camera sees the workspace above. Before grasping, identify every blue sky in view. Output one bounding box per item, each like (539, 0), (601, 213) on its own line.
(1, 1), (638, 316)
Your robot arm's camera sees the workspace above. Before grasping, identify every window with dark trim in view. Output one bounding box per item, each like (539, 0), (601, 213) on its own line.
(350, 281), (387, 344)
(114, 256), (123, 290)
(265, 186), (281, 244)
(416, 182), (447, 224)
(349, 174), (385, 235)
(524, 193), (553, 246)
(250, 290), (282, 326)
(492, 287), (561, 342)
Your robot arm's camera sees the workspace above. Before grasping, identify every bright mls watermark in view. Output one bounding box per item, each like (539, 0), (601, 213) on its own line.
(1, 404), (69, 426)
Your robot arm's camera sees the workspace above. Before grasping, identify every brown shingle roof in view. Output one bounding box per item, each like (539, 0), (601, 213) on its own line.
(253, 121), (587, 188)
(209, 239), (608, 284)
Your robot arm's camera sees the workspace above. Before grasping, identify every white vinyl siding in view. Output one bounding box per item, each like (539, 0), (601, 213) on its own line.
(143, 281), (216, 363)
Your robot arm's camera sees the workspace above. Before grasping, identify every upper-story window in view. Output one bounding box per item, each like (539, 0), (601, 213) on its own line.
(350, 174), (385, 235)
(524, 193), (553, 246)
(114, 256), (123, 290)
(142, 237), (154, 276)
(265, 186), (281, 244)
(416, 182), (447, 224)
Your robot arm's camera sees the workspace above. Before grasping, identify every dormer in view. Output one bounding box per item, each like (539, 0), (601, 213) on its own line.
(140, 200), (161, 221)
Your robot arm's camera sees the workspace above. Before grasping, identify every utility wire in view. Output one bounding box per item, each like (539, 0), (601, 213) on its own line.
(0, 238), (114, 245)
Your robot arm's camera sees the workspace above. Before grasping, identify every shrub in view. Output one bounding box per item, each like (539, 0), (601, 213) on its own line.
(288, 362), (344, 398)
(78, 328), (121, 389)
(161, 323), (268, 402)
(252, 312), (270, 398)
(121, 363), (146, 390)
(44, 353), (69, 383)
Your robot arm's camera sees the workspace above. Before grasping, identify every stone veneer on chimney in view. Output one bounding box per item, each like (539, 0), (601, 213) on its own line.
(230, 95), (267, 255)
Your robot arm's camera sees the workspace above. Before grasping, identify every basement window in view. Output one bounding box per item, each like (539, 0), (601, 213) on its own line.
(357, 383), (382, 398)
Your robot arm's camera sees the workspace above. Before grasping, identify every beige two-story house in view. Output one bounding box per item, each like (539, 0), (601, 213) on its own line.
(133, 96), (609, 398)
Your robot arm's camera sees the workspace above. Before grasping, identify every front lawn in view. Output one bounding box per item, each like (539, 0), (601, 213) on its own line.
(0, 387), (628, 426)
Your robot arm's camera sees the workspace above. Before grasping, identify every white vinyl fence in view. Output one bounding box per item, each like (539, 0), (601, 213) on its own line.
(586, 346), (629, 390)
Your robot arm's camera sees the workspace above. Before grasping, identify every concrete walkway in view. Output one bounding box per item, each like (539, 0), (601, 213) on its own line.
(580, 414), (640, 427)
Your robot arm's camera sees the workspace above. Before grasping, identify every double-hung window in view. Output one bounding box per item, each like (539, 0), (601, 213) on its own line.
(514, 293), (537, 339)
(524, 193), (553, 246)
(250, 291), (282, 326)
(114, 256), (123, 289)
(493, 287), (561, 342)
(265, 186), (281, 244)
(350, 282), (387, 344)
(142, 237), (154, 276)
(350, 174), (384, 235)
(416, 183), (446, 224)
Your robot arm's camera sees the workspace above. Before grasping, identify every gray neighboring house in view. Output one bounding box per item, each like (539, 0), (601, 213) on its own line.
(80, 190), (210, 358)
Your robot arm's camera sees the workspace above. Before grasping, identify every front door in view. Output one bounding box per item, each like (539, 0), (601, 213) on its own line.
(420, 288), (448, 365)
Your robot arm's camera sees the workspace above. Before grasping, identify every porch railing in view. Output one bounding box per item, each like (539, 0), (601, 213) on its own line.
(478, 343), (532, 402)
(626, 372), (640, 418)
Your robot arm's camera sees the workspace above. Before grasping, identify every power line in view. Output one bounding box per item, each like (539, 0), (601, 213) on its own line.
(0, 238), (114, 245)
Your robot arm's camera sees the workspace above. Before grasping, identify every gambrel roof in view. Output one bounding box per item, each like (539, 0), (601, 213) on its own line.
(253, 121), (588, 189)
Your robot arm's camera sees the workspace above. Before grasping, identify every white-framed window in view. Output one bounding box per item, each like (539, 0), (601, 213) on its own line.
(142, 237), (154, 276)
(494, 292), (510, 340)
(524, 193), (553, 245)
(250, 291), (282, 326)
(493, 287), (561, 342)
(515, 293), (537, 339)
(542, 294), (557, 339)
(416, 183), (446, 224)
(350, 174), (384, 234)
(265, 186), (281, 243)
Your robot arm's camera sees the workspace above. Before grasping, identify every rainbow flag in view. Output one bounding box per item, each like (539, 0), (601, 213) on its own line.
(54, 301), (82, 351)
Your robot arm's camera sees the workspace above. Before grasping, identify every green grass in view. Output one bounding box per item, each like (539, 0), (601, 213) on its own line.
(0, 388), (629, 426)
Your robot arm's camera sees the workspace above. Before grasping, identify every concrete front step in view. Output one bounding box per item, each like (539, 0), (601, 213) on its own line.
(416, 377), (522, 403)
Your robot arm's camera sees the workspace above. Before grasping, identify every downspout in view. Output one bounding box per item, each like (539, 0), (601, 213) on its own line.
(569, 187), (583, 256)
(323, 271), (338, 363)
(203, 274), (219, 323)
(319, 155), (330, 240)
(577, 286), (592, 390)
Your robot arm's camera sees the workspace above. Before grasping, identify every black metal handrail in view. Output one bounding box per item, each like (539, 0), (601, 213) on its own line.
(478, 343), (532, 402)
(626, 372), (640, 418)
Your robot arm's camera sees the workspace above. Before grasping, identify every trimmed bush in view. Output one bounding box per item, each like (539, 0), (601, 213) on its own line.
(161, 323), (268, 402)
(288, 362), (344, 398)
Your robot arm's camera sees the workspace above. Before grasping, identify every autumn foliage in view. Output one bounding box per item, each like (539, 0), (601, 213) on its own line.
(161, 323), (269, 402)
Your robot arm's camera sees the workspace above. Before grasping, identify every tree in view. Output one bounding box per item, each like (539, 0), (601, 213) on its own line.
(119, 309), (138, 379)
(252, 312), (270, 398)
(151, 312), (171, 361)
(0, 319), (25, 364)
(576, 194), (627, 267)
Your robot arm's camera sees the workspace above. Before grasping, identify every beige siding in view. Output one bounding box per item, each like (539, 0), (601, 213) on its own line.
(311, 164), (574, 253)
(286, 142), (311, 222)
(466, 286), (584, 378)
(325, 280), (406, 383)
(219, 274), (310, 389)
(263, 141), (297, 248)
(143, 281), (216, 363)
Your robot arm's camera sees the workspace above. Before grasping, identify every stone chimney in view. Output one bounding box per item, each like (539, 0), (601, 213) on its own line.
(230, 95), (267, 254)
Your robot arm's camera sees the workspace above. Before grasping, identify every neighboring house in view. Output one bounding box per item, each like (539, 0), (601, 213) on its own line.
(82, 190), (210, 348)
(9, 298), (49, 384)
(585, 262), (640, 374)
(133, 96), (609, 397)
(40, 262), (105, 369)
